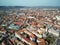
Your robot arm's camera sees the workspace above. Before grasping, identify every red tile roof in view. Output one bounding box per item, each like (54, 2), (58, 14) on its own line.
(37, 38), (45, 45)
(13, 21), (22, 26)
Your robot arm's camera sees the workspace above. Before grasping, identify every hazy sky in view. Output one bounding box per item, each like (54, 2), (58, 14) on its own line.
(0, 0), (60, 6)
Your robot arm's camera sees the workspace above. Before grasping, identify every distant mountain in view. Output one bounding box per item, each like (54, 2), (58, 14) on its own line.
(0, 6), (29, 10)
(0, 6), (60, 10)
(31, 6), (60, 8)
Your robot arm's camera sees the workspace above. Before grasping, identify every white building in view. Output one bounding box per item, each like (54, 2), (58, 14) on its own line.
(46, 25), (60, 37)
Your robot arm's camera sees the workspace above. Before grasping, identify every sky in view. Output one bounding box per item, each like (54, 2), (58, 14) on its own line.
(0, 0), (60, 6)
